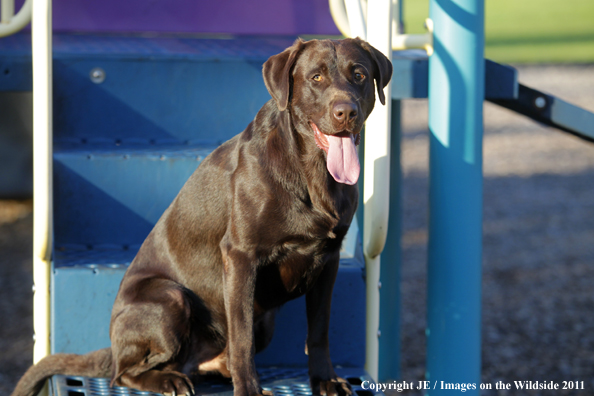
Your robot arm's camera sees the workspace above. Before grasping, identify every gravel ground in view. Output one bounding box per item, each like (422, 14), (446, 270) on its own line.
(1, 65), (593, 395)
(399, 64), (594, 395)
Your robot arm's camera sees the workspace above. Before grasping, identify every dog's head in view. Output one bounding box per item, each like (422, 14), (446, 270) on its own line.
(263, 38), (392, 185)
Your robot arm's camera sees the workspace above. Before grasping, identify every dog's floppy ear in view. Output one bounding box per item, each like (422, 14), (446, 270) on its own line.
(263, 38), (306, 112)
(357, 39), (393, 105)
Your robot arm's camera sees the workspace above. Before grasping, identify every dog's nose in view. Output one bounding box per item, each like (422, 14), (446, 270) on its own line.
(332, 102), (358, 124)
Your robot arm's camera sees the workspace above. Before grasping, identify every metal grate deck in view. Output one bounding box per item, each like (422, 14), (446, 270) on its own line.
(49, 368), (379, 396)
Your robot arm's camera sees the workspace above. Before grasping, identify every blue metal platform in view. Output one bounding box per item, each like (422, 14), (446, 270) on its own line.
(49, 368), (379, 396)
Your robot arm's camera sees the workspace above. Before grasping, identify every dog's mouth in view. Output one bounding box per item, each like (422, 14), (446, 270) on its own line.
(310, 122), (360, 185)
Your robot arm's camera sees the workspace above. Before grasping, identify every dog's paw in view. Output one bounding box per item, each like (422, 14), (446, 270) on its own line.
(159, 372), (195, 396)
(312, 377), (352, 396)
(232, 382), (272, 396)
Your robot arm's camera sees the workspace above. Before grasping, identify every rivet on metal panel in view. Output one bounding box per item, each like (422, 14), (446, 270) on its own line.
(534, 96), (547, 109)
(90, 67), (106, 84)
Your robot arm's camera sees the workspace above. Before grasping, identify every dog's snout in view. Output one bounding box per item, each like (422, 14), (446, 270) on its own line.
(332, 101), (358, 124)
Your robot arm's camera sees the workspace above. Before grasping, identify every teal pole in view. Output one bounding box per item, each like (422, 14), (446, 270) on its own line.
(426, 0), (484, 394)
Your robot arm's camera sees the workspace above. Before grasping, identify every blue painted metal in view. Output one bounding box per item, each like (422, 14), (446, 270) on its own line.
(426, 0), (484, 393)
(53, 146), (214, 247)
(390, 53), (517, 101)
(49, 367), (380, 396)
(484, 59), (517, 100)
(52, 243), (366, 368)
(489, 84), (594, 143)
(50, 35), (294, 145)
(0, 33), (32, 91)
(391, 51), (430, 100)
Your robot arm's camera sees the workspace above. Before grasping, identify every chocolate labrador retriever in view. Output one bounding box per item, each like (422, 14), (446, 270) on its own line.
(12, 37), (392, 396)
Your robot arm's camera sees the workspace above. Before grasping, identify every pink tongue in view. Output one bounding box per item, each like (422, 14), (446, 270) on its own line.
(326, 134), (360, 185)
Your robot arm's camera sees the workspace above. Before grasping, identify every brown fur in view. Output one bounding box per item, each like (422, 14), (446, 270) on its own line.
(12, 38), (392, 396)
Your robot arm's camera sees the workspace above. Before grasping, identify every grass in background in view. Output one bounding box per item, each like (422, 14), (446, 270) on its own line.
(403, 0), (594, 63)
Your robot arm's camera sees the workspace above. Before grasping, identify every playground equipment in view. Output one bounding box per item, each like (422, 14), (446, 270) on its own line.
(2, 0), (594, 395)
(0, 0), (31, 37)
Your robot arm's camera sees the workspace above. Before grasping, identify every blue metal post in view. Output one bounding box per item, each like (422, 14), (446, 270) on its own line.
(426, 0), (484, 393)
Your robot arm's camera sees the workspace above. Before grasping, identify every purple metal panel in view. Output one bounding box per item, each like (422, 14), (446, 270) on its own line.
(47, 0), (340, 36)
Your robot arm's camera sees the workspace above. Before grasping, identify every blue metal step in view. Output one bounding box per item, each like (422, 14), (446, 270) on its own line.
(53, 144), (215, 247)
(51, 227), (366, 368)
(48, 367), (380, 396)
(1, 33), (295, 144)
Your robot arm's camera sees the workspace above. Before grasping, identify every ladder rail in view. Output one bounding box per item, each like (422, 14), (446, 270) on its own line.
(0, 0), (31, 37)
(31, 0), (54, 379)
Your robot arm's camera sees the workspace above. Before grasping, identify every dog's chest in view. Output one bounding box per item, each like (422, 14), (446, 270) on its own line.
(253, 219), (350, 310)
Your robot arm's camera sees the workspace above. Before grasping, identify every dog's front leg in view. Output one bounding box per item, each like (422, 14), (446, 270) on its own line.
(306, 254), (352, 396)
(222, 246), (268, 396)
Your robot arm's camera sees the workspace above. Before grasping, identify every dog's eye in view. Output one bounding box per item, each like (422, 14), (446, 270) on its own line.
(312, 74), (323, 82)
(354, 72), (365, 81)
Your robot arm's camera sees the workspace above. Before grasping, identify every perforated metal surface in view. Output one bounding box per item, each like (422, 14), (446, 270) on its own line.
(50, 368), (379, 396)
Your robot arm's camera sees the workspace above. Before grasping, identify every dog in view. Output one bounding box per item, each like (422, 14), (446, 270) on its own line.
(12, 37), (392, 396)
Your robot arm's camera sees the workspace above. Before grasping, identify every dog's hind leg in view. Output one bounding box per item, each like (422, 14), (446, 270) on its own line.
(109, 277), (196, 395)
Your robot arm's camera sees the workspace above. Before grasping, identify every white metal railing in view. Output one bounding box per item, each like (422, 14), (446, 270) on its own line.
(329, 0), (394, 381)
(31, 0), (53, 382)
(329, 0), (433, 54)
(0, 0), (32, 37)
(362, 0), (392, 381)
(328, 0), (433, 380)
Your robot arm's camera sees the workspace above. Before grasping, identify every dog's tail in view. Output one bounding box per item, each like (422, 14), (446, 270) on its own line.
(11, 348), (112, 396)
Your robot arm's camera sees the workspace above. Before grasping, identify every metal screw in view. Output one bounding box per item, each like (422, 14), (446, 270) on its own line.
(90, 67), (106, 84)
(378, 281), (382, 289)
(534, 96), (546, 109)
(377, 330), (381, 338)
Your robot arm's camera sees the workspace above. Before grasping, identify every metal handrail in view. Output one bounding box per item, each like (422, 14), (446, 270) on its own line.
(329, 0), (394, 381)
(0, 0), (32, 37)
(31, 0), (53, 377)
(329, 0), (433, 54)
